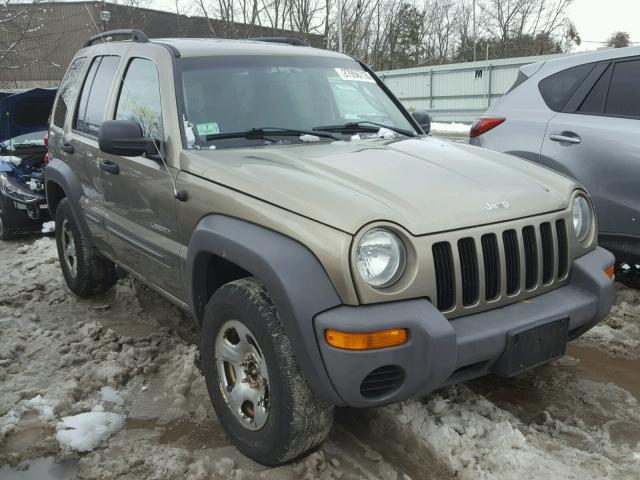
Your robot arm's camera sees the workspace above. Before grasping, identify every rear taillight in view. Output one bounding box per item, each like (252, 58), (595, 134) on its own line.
(470, 116), (506, 138)
(44, 153), (50, 165)
(44, 131), (49, 148)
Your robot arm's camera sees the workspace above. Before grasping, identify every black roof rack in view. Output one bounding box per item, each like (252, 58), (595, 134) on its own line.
(249, 37), (308, 47)
(85, 29), (149, 47)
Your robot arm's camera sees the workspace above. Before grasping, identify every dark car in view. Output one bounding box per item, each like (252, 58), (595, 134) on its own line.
(0, 88), (56, 240)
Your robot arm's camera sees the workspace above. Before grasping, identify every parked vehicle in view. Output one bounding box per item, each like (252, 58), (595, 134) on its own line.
(46, 30), (615, 465)
(470, 46), (640, 271)
(0, 88), (56, 240)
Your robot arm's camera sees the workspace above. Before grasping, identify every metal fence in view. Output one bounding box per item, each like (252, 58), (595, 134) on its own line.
(377, 53), (570, 123)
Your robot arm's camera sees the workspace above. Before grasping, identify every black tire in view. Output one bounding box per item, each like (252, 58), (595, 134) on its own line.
(0, 196), (17, 241)
(201, 278), (334, 466)
(55, 198), (117, 297)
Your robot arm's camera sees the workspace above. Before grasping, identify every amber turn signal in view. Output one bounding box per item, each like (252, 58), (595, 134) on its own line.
(605, 265), (615, 280)
(325, 328), (408, 350)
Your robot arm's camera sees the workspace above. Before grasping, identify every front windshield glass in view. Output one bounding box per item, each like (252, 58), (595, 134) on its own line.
(178, 55), (415, 149)
(0, 131), (46, 150)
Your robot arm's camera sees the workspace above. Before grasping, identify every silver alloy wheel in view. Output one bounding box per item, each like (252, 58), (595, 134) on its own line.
(215, 319), (270, 430)
(61, 218), (78, 278)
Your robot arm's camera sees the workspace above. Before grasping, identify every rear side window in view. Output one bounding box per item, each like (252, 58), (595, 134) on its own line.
(115, 58), (163, 138)
(578, 64), (612, 115)
(53, 57), (86, 128)
(538, 63), (595, 111)
(605, 59), (640, 119)
(74, 56), (120, 137)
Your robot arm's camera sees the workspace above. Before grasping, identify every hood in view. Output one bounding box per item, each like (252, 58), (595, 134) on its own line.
(0, 88), (57, 143)
(181, 137), (576, 235)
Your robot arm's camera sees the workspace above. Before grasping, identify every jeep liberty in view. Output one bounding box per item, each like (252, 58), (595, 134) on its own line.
(46, 30), (615, 465)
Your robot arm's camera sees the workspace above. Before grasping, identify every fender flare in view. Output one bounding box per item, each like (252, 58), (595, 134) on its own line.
(186, 215), (344, 404)
(44, 157), (96, 247)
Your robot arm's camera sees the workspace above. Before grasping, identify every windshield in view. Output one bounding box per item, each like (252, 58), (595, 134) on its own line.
(178, 55), (415, 149)
(0, 131), (46, 150)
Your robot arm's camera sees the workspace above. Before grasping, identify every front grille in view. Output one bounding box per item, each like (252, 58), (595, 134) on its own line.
(431, 215), (571, 316)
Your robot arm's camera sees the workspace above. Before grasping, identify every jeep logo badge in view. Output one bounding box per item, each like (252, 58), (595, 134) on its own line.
(485, 201), (510, 210)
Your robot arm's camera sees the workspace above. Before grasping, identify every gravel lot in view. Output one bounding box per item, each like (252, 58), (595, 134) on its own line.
(1, 236), (639, 479)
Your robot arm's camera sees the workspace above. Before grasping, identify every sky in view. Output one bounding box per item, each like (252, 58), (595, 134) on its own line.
(567, 0), (640, 51)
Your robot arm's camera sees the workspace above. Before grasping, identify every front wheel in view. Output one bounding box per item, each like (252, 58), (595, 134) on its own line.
(201, 278), (334, 465)
(0, 196), (16, 241)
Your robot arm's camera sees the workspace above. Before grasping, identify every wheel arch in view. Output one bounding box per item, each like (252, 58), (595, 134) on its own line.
(44, 158), (96, 248)
(186, 215), (344, 404)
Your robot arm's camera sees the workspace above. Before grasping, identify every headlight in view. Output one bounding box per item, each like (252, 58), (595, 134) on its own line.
(0, 174), (41, 204)
(356, 228), (406, 288)
(572, 195), (592, 242)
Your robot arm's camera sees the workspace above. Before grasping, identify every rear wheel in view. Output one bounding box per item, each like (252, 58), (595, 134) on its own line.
(201, 278), (334, 465)
(55, 198), (117, 297)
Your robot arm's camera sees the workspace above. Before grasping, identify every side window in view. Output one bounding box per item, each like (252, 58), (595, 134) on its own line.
(538, 63), (595, 112)
(74, 56), (120, 137)
(53, 57), (86, 128)
(605, 59), (640, 119)
(115, 58), (163, 138)
(578, 64), (612, 115)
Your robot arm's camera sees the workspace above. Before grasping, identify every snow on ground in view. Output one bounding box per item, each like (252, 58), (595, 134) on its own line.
(1, 236), (639, 479)
(430, 122), (471, 136)
(581, 283), (640, 358)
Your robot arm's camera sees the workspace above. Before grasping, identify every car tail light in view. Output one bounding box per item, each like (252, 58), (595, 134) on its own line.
(44, 152), (50, 166)
(470, 116), (506, 138)
(44, 131), (49, 148)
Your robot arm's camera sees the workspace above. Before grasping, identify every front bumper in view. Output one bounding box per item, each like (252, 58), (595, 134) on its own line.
(314, 247), (615, 407)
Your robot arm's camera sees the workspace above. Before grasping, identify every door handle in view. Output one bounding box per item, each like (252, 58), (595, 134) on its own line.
(549, 133), (581, 144)
(61, 143), (75, 154)
(100, 160), (120, 175)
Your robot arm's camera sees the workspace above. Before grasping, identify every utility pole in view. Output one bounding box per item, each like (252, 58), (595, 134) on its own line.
(337, 0), (343, 53)
(472, 0), (477, 62)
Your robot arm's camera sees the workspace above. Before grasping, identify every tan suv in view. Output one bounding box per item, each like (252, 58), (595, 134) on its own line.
(46, 29), (615, 465)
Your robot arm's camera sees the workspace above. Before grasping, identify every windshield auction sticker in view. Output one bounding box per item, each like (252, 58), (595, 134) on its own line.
(196, 122), (220, 136)
(334, 68), (375, 83)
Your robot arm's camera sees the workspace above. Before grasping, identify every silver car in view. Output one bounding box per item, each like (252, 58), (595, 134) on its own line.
(470, 46), (640, 269)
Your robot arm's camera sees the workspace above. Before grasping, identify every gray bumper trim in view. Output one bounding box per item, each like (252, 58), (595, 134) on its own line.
(314, 247), (615, 407)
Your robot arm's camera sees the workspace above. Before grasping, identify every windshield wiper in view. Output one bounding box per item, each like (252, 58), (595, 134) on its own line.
(206, 127), (342, 142)
(312, 121), (416, 137)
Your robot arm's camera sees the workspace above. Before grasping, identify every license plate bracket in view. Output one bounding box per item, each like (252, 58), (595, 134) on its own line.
(492, 317), (569, 377)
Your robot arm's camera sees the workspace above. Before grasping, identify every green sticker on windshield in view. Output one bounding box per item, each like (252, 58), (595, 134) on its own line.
(196, 122), (220, 136)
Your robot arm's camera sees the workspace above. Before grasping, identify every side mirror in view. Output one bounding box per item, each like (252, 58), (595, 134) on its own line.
(99, 120), (153, 157)
(412, 111), (431, 135)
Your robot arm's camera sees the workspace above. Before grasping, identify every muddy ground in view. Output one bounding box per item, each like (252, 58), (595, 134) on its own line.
(1, 236), (639, 480)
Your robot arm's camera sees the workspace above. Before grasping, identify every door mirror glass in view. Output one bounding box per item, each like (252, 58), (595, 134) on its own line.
(412, 110), (431, 134)
(99, 119), (150, 157)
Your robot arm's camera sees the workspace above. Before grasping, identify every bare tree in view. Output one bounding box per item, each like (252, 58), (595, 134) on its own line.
(607, 31), (631, 48)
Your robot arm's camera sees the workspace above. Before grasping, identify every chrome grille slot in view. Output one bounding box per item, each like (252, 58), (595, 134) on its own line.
(540, 222), (554, 284)
(556, 219), (569, 278)
(502, 230), (520, 296)
(433, 241), (455, 311)
(522, 226), (538, 290)
(481, 234), (500, 301)
(458, 237), (479, 306)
